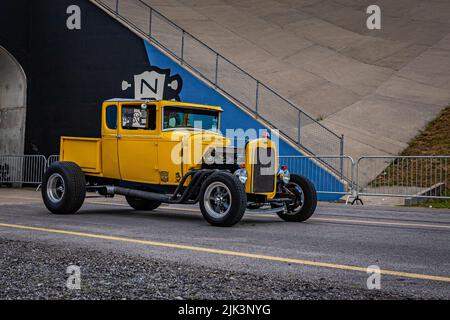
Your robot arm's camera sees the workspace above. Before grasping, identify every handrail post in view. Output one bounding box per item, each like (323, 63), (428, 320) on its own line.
(149, 6), (152, 38)
(340, 134), (344, 179)
(255, 81), (259, 116)
(181, 30), (185, 63)
(297, 110), (301, 144)
(115, 0), (119, 14)
(214, 53), (219, 88)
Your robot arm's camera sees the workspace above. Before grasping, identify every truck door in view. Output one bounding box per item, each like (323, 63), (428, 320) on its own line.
(117, 103), (160, 184)
(102, 103), (120, 179)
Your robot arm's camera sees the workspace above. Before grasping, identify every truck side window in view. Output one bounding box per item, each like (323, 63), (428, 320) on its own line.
(105, 105), (117, 130)
(122, 105), (156, 130)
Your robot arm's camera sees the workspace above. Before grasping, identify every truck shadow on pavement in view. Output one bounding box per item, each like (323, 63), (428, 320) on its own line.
(75, 207), (282, 226)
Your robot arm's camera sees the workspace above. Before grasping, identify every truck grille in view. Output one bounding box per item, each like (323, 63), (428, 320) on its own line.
(253, 147), (276, 193)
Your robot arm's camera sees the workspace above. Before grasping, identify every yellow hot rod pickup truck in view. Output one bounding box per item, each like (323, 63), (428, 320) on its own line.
(41, 99), (317, 227)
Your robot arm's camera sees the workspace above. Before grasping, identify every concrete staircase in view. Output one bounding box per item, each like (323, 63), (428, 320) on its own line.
(139, 0), (450, 160)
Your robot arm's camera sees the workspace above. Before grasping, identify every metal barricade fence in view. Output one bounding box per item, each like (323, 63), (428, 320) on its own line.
(278, 156), (354, 195)
(1, 154), (449, 202)
(0, 155), (47, 184)
(91, 0), (345, 173)
(47, 155), (60, 167)
(356, 156), (450, 199)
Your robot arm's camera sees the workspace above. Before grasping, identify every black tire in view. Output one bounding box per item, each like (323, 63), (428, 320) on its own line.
(125, 196), (161, 211)
(200, 172), (247, 227)
(42, 161), (86, 214)
(277, 174), (317, 222)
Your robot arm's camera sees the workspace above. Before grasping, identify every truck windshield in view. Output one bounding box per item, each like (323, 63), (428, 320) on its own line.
(163, 106), (220, 132)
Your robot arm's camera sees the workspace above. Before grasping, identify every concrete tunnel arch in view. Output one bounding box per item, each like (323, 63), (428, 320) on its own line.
(0, 45), (27, 155)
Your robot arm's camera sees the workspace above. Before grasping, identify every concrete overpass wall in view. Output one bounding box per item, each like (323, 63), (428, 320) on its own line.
(0, 47), (27, 155)
(0, 0), (29, 155)
(140, 0), (450, 160)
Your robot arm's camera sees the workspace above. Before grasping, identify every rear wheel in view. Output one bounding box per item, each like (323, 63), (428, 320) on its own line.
(125, 196), (161, 211)
(42, 162), (86, 214)
(200, 172), (246, 227)
(277, 174), (317, 222)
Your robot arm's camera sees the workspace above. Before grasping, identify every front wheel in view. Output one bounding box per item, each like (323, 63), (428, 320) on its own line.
(42, 161), (86, 214)
(277, 174), (317, 222)
(200, 172), (247, 227)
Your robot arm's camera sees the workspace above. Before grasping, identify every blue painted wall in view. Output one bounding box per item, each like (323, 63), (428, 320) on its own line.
(144, 41), (344, 201)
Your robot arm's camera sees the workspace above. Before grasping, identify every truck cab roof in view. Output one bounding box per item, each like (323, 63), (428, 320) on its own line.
(104, 99), (223, 112)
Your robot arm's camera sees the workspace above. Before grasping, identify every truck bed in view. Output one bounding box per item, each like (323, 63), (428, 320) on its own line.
(60, 137), (102, 174)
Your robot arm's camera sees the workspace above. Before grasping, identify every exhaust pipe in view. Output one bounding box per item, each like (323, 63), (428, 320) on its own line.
(112, 186), (172, 203)
(101, 169), (216, 205)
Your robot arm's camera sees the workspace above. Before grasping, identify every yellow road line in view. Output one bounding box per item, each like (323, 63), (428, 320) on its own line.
(0, 222), (449, 283)
(311, 217), (450, 230)
(151, 205), (450, 230)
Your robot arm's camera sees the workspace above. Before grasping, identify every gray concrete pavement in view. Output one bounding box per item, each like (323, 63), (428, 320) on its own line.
(0, 189), (449, 299)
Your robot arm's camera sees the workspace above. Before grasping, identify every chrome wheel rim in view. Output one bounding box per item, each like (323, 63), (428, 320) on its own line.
(286, 182), (304, 215)
(203, 182), (232, 219)
(47, 173), (65, 203)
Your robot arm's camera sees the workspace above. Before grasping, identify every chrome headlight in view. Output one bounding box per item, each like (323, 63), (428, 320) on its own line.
(278, 166), (290, 184)
(203, 148), (216, 165)
(234, 168), (248, 184)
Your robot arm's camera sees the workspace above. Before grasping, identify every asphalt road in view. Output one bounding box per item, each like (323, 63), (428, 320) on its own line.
(0, 189), (449, 299)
